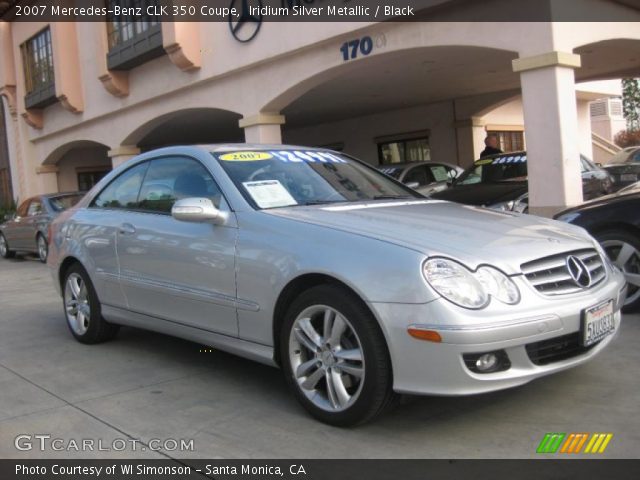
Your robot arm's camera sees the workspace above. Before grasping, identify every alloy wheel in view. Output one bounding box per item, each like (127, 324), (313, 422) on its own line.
(289, 305), (365, 412)
(38, 236), (48, 262)
(602, 239), (640, 307)
(64, 273), (91, 335)
(0, 235), (6, 257)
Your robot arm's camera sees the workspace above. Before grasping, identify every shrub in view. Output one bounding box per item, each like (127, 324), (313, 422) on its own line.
(614, 129), (640, 148)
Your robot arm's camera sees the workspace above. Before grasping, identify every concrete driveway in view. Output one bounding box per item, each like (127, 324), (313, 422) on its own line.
(0, 256), (638, 459)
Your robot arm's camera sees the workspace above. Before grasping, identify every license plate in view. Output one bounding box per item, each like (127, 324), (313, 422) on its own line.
(582, 300), (615, 347)
(620, 174), (637, 182)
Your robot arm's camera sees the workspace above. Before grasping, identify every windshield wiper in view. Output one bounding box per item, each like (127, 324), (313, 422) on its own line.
(372, 195), (413, 200)
(300, 200), (344, 206)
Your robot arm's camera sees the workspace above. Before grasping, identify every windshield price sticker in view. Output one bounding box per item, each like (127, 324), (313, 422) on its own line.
(242, 180), (298, 209)
(219, 152), (273, 161)
(492, 155), (527, 164)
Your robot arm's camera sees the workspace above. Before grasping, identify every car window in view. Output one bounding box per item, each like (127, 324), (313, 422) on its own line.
(27, 200), (42, 216)
(456, 155), (528, 185)
(403, 166), (430, 186)
(632, 150), (640, 162)
(49, 194), (84, 212)
(137, 156), (223, 214)
(16, 200), (29, 218)
(92, 162), (149, 210)
(429, 165), (452, 182)
(216, 150), (419, 209)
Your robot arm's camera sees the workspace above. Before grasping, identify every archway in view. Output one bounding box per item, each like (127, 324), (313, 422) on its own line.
(43, 140), (111, 192)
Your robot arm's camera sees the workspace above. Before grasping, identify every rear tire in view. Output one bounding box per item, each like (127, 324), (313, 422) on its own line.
(37, 234), (48, 263)
(0, 233), (15, 259)
(280, 284), (396, 426)
(596, 230), (640, 313)
(62, 263), (119, 344)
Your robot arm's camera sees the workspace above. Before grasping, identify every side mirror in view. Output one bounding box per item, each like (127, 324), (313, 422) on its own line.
(404, 181), (420, 189)
(171, 198), (227, 224)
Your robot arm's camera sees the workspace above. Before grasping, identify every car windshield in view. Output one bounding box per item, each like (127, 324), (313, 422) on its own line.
(214, 150), (420, 209)
(49, 194), (84, 212)
(455, 154), (528, 186)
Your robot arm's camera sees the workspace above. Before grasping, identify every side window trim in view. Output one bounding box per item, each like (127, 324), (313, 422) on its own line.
(89, 161), (150, 211)
(135, 154), (230, 216)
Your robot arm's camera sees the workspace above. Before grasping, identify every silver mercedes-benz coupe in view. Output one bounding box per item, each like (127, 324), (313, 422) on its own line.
(47, 145), (626, 425)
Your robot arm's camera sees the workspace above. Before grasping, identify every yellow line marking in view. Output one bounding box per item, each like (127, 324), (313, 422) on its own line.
(590, 434), (606, 453)
(584, 434), (598, 453)
(598, 434), (613, 453)
(574, 434), (589, 454)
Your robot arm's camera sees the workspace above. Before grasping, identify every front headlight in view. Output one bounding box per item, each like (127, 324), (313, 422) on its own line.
(475, 266), (521, 305)
(423, 258), (488, 309)
(423, 258), (520, 309)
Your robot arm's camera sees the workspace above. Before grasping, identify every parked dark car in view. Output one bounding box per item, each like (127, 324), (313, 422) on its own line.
(432, 152), (614, 212)
(555, 183), (640, 312)
(378, 161), (464, 195)
(0, 192), (84, 262)
(602, 146), (640, 191)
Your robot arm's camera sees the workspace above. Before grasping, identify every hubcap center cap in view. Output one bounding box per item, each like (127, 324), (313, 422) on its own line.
(320, 350), (335, 367)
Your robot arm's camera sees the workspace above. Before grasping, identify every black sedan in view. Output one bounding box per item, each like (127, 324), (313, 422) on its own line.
(0, 192), (84, 262)
(432, 152), (614, 212)
(603, 146), (640, 191)
(554, 183), (640, 312)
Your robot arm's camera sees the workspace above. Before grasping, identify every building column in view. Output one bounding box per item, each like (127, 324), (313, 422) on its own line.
(35, 165), (59, 194)
(239, 113), (285, 144)
(454, 117), (486, 168)
(513, 51), (583, 218)
(108, 145), (140, 169)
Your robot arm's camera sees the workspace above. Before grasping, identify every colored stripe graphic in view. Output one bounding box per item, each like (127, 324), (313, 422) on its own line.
(539, 433), (613, 454)
(537, 433), (566, 453)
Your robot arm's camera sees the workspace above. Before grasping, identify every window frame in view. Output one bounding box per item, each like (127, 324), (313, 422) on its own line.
(20, 27), (57, 110)
(376, 133), (431, 166)
(89, 156), (229, 216)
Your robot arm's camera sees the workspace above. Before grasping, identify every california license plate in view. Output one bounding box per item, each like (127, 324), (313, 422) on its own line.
(582, 300), (615, 347)
(621, 173), (637, 182)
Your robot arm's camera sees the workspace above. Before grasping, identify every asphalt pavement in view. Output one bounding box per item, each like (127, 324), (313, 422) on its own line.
(0, 255), (638, 459)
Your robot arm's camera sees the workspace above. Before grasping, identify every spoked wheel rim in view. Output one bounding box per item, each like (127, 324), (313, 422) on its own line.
(602, 239), (640, 306)
(37, 236), (47, 262)
(289, 305), (365, 412)
(0, 235), (7, 257)
(64, 273), (91, 335)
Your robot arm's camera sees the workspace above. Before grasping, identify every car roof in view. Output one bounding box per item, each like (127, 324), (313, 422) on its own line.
(200, 143), (334, 153)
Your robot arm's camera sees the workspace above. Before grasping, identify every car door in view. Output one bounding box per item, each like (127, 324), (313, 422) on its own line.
(580, 156), (599, 199)
(116, 155), (239, 337)
(2, 199), (29, 248)
(85, 161), (151, 309)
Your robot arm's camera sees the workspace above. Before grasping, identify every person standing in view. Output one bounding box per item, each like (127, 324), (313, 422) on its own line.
(480, 135), (503, 158)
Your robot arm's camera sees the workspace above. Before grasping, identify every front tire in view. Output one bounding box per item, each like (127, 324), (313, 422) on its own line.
(597, 230), (640, 312)
(280, 284), (396, 426)
(0, 233), (15, 259)
(63, 264), (119, 344)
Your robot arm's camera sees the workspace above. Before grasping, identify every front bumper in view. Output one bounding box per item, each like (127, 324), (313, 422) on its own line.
(370, 268), (627, 396)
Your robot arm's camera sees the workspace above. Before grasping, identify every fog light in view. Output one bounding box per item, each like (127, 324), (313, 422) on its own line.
(476, 353), (498, 372)
(463, 350), (511, 374)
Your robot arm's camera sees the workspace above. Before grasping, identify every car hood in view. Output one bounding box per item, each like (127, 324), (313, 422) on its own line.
(430, 182), (527, 206)
(266, 200), (594, 275)
(604, 163), (640, 173)
(555, 190), (640, 216)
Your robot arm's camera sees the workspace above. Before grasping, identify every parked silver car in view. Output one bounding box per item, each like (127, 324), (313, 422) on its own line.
(47, 145), (626, 425)
(0, 192), (84, 262)
(378, 161), (463, 195)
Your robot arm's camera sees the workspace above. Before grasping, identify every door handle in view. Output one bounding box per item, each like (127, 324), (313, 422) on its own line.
(119, 223), (136, 235)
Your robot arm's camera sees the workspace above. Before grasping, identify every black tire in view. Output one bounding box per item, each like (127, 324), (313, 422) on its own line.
(280, 284), (396, 426)
(36, 233), (48, 263)
(596, 230), (640, 313)
(62, 263), (119, 344)
(0, 233), (15, 259)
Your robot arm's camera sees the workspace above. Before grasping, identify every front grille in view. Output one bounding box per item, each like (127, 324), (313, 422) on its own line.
(521, 249), (606, 296)
(526, 332), (598, 365)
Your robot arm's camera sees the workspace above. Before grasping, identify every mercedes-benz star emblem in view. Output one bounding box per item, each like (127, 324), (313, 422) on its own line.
(229, 0), (263, 43)
(565, 255), (592, 288)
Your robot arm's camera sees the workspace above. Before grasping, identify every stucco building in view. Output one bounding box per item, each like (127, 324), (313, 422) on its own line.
(1, 0), (640, 216)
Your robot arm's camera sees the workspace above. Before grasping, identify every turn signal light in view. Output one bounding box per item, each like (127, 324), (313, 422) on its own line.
(407, 328), (442, 343)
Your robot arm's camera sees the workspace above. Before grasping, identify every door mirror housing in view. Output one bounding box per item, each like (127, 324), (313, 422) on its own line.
(171, 198), (227, 224)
